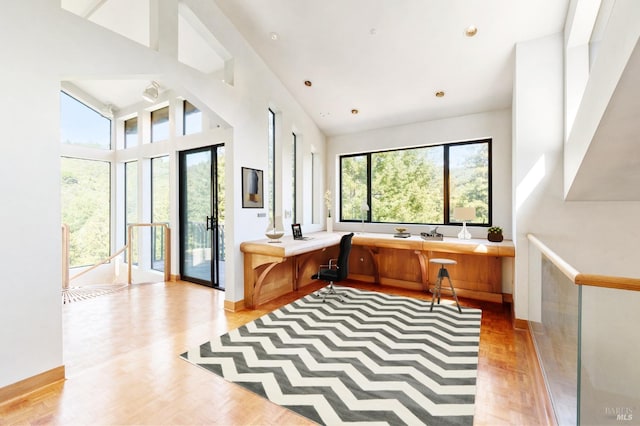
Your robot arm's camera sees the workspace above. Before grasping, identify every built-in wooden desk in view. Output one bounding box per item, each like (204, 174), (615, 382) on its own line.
(240, 233), (342, 308)
(240, 232), (515, 308)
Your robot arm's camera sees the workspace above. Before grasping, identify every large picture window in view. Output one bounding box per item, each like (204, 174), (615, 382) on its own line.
(340, 139), (491, 225)
(61, 157), (111, 267)
(151, 156), (170, 271)
(125, 161), (138, 264)
(60, 90), (112, 268)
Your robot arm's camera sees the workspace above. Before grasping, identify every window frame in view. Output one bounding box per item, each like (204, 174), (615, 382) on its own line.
(61, 156), (112, 268)
(339, 138), (492, 227)
(267, 108), (276, 220)
(291, 131), (297, 224)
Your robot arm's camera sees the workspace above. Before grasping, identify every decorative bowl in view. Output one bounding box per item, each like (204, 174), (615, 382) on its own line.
(265, 231), (284, 243)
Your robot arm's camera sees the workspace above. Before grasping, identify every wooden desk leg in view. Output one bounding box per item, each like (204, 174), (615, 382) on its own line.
(415, 250), (430, 292)
(292, 258), (299, 291)
(252, 261), (283, 308)
(365, 247), (380, 283)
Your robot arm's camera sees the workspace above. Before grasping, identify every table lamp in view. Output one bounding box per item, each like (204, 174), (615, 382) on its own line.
(453, 207), (475, 240)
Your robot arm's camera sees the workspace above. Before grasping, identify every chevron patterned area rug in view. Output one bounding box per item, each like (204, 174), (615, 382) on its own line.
(181, 286), (482, 425)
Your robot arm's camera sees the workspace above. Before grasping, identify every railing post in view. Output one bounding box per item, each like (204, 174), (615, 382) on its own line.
(164, 224), (171, 282)
(128, 225), (133, 285)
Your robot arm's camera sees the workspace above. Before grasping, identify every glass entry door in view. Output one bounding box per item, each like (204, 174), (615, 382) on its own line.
(179, 145), (225, 289)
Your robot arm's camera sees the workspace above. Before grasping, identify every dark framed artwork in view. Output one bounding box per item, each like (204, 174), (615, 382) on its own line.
(291, 223), (303, 239)
(242, 167), (263, 208)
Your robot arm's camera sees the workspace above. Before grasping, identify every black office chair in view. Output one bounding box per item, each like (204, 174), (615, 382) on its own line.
(311, 233), (354, 302)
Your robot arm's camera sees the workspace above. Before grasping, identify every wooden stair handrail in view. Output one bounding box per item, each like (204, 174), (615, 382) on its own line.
(527, 233), (640, 292)
(69, 245), (128, 282)
(62, 222), (171, 287)
(127, 223), (171, 284)
(527, 234), (579, 282)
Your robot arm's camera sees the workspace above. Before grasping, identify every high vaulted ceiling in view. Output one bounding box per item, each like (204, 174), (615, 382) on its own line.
(214, 0), (570, 136)
(62, 0), (570, 137)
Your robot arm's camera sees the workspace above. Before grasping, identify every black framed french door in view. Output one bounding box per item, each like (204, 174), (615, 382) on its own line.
(178, 144), (225, 289)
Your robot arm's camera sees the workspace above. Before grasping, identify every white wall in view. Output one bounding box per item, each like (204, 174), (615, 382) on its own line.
(564, 1), (640, 198)
(0, 2), (69, 389)
(513, 33), (640, 322)
(327, 109), (513, 240)
(513, 33), (565, 322)
(0, 0), (325, 388)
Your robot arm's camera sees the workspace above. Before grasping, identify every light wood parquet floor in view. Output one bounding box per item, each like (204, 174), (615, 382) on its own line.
(0, 280), (554, 425)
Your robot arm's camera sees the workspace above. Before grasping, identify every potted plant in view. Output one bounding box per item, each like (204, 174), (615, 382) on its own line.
(487, 226), (503, 242)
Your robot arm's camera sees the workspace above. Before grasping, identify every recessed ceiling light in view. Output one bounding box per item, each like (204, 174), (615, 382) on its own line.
(270, 32), (279, 41)
(304, 80), (312, 87)
(435, 91), (445, 98)
(351, 109), (359, 115)
(465, 25), (478, 37)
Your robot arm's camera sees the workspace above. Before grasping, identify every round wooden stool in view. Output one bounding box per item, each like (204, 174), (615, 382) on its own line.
(429, 258), (462, 313)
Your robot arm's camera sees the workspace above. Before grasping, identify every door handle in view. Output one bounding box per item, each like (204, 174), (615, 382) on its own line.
(206, 216), (214, 231)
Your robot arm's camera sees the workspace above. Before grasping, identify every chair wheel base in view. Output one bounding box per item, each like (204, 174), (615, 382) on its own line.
(314, 283), (345, 302)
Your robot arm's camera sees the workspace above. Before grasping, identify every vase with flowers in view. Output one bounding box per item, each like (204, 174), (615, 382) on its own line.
(324, 190), (333, 232)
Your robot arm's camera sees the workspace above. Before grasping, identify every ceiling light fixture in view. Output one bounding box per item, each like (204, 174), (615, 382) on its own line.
(142, 81), (160, 103)
(465, 25), (478, 37)
(351, 109), (359, 115)
(270, 32), (279, 41)
(435, 91), (445, 98)
(103, 104), (116, 116)
(304, 80), (312, 87)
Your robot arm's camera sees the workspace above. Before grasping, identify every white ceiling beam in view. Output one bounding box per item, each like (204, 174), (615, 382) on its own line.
(178, 2), (232, 62)
(149, 0), (178, 57)
(565, 0), (602, 47)
(82, 0), (109, 19)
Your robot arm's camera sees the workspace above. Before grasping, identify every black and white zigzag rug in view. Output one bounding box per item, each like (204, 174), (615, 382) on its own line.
(181, 286), (482, 425)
